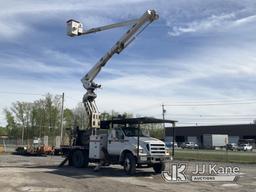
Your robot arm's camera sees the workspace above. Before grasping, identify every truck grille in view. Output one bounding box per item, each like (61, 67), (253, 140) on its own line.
(149, 143), (165, 155)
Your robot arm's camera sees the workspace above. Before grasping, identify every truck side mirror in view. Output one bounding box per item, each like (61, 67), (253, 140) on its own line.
(111, 129), (116, 138)
(116, 130), (124, 140)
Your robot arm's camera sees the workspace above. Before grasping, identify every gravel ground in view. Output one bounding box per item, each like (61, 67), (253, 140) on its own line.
(0, 154), (256, 192)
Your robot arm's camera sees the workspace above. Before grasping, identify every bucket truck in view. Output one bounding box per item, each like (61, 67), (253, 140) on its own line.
(61, 10), (177, 175)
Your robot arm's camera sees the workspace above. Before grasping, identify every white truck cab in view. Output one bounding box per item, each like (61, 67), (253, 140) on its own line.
(88, 117), (176, 175)
(108, 127), (167, 158)
(88, 126), (169, 175)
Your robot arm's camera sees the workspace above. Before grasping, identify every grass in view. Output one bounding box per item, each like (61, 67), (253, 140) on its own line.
(172, 149), (256, 163)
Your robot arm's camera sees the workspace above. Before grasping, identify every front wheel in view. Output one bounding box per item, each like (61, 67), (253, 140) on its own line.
(123, 153), (136, 175)
(153, 162), (165, 174)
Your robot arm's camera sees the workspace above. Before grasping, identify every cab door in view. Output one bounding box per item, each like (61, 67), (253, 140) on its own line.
(107, 128), (126, 155)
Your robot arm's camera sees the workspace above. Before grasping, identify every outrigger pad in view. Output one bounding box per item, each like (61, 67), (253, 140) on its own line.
(58, 157), (69, 167)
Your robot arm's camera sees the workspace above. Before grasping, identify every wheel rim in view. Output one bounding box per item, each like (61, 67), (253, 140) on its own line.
(124, 158), (130, 171)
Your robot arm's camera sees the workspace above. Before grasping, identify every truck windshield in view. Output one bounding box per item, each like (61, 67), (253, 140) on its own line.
(122, 127), (146, 137)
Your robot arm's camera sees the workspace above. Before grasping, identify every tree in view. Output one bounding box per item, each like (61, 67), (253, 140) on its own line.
(0, 126), (7, 136)
(5, 94), (63, 140)
(100, 111), (133, 121)
(64, 108), (74, 129)
(43, 94), (61, 137)
(10, 101), (33, 141)
(141, 123), (164, 140)
(73, 103), (88, 129)
(4, 109), (19, 139)
(4, 93), (145, 141)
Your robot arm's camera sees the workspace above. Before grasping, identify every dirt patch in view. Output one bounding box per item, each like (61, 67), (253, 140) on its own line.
(0, 154), (256, 192)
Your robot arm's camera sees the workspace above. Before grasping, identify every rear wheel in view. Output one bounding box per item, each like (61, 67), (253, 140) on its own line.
(153, 162), (165, 174)
(72, 150), (89, 168)
(123, 153), (136, 175)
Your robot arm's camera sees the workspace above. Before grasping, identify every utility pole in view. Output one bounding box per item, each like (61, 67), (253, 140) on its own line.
(26, 113), (29, 146)
(60, 92), (64, 144)
(162, 104), (175, 159)
(162, 104), (166, 127)
(162, 104), (166, 142)
(171, 122), (175, 160)
(21, 126), (24, 145)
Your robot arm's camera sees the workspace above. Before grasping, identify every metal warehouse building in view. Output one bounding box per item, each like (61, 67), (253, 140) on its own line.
(165, 124), (256, 146)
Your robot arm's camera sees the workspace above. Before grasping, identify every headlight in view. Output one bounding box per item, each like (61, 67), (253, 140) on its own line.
(146, 144), (149, 151)
(165, 149), (170, 156)
(134, 147), (144, 154)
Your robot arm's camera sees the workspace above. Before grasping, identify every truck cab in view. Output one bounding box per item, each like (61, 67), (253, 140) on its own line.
(107, 126), (168, 169)
(97, 117), (176, 175)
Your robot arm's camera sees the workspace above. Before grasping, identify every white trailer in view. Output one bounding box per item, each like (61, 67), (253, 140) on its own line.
(203, 134), (228, 149)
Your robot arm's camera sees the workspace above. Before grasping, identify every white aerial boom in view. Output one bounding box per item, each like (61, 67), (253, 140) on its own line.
(67, 10), (159, 128)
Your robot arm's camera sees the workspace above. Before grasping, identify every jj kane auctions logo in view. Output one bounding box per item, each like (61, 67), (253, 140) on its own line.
(162, 163), (239, 182)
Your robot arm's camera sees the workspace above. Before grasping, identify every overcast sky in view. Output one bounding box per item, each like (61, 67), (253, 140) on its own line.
(1, 0), (256, 126)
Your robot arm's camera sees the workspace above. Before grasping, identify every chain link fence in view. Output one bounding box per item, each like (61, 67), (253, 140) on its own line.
(0, 135), (69, 153)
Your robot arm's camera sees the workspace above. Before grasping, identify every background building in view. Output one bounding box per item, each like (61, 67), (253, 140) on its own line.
(165, 124), (256, 146)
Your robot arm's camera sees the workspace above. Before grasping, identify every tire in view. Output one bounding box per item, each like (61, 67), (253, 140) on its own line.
(72, 150), (89, 168)
(153, 162), (166, 174)
(83, 150), (89, 168)
(123, 153), (136, 175)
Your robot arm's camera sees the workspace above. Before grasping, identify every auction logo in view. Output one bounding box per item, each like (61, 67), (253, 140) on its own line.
(162, 163), (187, 182)
(161, 163), (239, 183)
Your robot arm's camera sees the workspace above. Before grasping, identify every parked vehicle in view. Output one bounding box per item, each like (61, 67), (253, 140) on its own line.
(181, 142), (199, 149)
(165, 142), (178, 149)
(237, 144), (253, 151)
(203, 134), (228, 149)
(226, 143), (238, 151)
(238, 139), (255, 148)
